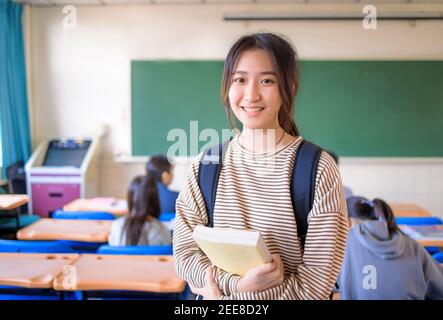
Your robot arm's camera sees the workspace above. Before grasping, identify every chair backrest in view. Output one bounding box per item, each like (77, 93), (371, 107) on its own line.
(0, 239), (73, 253)
(159, 212), (175, 222)
(97, 245), (173, 255)
(432, 252), (443, 263)
(52, 209), (116, 221)
(395, 217), (442, 225)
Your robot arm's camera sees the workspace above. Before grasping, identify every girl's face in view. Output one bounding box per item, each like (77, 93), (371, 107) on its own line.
(228, 49), (282, 130)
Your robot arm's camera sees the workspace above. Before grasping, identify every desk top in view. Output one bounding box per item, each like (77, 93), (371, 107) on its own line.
(53, 254), (185, 293)
(63, 198), (128, 216)
(390, 202), (432, 217)
(0, 253), (79, 288)
(0, 194), (29, 210)
(17, 218), (112, 242)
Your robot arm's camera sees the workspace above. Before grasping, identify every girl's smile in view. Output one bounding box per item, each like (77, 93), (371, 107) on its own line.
(241, 105), (265, 117)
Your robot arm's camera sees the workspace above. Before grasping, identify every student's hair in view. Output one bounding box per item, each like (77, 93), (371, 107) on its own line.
(346, 196), (401, 237)
(221, 32), (300, 137)
(123, 175), (160, 245)
(145, 154), (173, 182)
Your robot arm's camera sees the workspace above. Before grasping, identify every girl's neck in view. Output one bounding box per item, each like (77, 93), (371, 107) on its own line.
(238, 127), (287, 154)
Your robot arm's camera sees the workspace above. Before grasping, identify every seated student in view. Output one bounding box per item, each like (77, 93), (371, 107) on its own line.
(146, 154), (179, 213)
(326, 150), (353, 199)
(338, 196), (443, 300)
(108, 175), (172, 246)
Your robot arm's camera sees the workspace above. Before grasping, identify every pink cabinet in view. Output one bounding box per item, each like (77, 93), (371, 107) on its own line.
(31, 183), (80, 218)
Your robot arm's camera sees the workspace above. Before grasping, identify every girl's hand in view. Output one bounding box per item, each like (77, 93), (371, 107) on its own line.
(189, 266), (223, 300)
(236, 254), (285, 293)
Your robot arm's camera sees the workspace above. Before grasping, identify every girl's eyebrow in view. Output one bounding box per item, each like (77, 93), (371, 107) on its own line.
(232, 70), (277, 76)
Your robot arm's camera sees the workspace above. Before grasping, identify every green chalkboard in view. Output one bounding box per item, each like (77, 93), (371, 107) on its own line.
(131, 60), (443, 157)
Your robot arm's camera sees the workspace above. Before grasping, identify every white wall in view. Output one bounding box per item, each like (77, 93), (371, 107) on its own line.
(26, 3), (443, 216)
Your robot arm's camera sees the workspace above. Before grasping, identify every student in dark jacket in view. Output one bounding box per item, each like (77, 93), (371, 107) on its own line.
(146, 155), (179, 213)
(338, 196), (443, 300)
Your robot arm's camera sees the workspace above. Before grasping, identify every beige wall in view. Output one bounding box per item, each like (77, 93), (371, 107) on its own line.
(25, 3), (443, 216)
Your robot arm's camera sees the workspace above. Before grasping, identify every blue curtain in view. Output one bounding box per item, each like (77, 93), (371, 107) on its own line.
(0, 0), (31, 178)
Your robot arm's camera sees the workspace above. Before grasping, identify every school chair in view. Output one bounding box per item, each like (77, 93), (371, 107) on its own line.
(0, 287), (65, 300)
(0, 239), (73, 253)
(0, 215), (40, 235)
(396, 217), (442, 254)
(97, 244), (173, 255)
(159, 212), (175, 222)
(432, 252), (443, 263)
(395, 217), (442, 225)
(52, 209), (116, 220)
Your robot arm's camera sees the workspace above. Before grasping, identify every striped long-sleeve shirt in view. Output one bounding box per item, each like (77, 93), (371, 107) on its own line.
(173, 135), (349, 300)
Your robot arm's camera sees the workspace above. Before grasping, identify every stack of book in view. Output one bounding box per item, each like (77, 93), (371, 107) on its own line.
(193, 225), (272, 276)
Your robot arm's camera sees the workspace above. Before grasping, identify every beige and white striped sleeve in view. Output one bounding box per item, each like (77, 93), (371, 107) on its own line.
(172, 156), (241, 296)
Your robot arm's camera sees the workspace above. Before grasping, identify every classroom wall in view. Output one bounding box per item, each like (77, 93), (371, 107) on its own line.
(25, 3), (443, 217)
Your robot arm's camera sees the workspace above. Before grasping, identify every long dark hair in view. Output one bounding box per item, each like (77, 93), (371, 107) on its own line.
(221, 32), (300, 137)
(123, 175), (161, 245)
(346, 196), (401, 237)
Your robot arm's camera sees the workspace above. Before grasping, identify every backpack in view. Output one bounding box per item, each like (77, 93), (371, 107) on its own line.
(197, 138), (322, 250)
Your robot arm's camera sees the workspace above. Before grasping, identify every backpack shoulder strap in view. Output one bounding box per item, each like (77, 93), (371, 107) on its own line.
(291, 140), (323, 250)
(198, 139), (231, 227)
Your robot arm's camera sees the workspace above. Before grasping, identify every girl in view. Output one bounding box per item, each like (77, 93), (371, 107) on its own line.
(338, 196), (443, 300)
(173, 32), (349, 299)
(108, 175), (172, 246)
(146, 154), (179, 213)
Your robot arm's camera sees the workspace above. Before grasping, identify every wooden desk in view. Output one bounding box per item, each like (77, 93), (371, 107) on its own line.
(0, 194), (29, 210)
(63, 198), (128, 216)
(0, 253), (79, 288)
(17, 218), (112, 243)
(390, 202), (432, 217)
(0, 194), (29, 232)
(53, 254), (186, 293)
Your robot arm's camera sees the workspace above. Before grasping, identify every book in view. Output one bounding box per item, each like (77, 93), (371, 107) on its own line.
(400, 224), (443, 240)
(192, 225), (272, 276)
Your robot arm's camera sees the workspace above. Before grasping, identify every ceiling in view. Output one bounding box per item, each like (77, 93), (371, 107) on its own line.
(13, 0), (443, 7)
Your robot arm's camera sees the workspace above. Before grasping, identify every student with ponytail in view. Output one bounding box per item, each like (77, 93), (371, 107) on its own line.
(145, 155), (179, 214)
(338, 196), (443, 300)
(173, 32), (349, 300)
(108, 175), (171, 246)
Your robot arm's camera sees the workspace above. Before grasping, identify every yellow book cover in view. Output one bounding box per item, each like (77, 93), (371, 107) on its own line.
(193, 225), (272, 276)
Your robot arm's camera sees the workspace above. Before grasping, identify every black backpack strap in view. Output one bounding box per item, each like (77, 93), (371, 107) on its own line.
(198, 139), (231, 228)
(291, 140), (323, 250)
